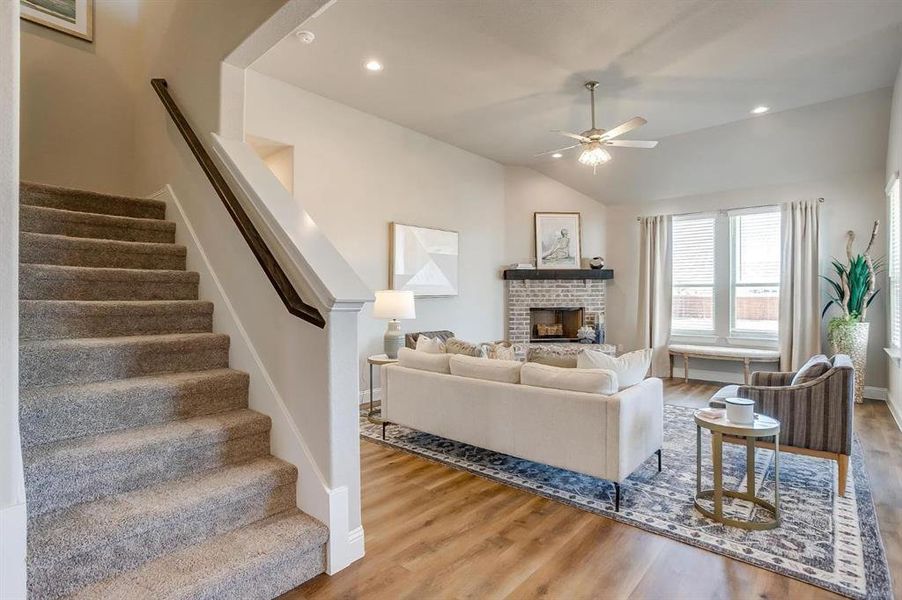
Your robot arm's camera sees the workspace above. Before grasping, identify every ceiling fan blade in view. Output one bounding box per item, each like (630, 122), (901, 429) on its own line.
(552, 130), (591, 143)
(600, 117), (647, 140)
(606, 140), (658, 148)
(534, 144), (581, 157)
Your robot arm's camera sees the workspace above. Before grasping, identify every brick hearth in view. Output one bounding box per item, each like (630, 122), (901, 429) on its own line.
(506, 279), (605, 344)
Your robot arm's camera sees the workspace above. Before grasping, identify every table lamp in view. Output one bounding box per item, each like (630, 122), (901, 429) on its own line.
(373, 290), (416, 358)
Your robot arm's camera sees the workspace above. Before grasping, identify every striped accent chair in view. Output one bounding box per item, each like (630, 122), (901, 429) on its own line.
(709, 354), (854, 496)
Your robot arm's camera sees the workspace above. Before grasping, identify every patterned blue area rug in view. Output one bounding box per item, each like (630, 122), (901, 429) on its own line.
(360, 404), (892, 599)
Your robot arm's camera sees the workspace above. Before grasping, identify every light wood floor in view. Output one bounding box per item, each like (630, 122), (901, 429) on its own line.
(283, 380), (902, 600)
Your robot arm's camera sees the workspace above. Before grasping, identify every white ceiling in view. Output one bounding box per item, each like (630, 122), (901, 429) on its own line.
(251, 0), (902, 203)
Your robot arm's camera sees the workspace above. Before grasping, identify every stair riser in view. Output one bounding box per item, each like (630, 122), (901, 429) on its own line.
(25, 431), (271, 517)
(20, 208), (176, 243)
(29, 482), (296, 600)
(21, 241), (186, 270)
(20, 372), (250, 447)
(20, 273), (199, 301)
(20, 309), (213, 340)
(21, 185), (166, 219)
(20, 338), (230, 388)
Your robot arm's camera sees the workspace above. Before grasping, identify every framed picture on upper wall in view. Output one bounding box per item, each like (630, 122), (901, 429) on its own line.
(21, 0), (94, 42)
(535, 212), (581, 269)
(390, 223), (459, 297)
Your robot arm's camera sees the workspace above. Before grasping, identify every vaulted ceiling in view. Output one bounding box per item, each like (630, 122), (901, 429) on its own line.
(251, 0), (902, 203)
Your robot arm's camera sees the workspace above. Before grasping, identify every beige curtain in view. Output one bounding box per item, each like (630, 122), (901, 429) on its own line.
(637, 215), (672, 377)
(779, 199), (820, 370)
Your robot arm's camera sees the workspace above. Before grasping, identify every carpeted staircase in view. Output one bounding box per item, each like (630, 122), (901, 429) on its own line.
(19, 182), (328, 599)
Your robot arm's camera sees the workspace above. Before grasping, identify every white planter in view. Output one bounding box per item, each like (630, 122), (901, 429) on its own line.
(828, 321), (869, 404)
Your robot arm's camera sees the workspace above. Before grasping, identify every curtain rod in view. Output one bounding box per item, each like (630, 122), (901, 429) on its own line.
(636, 197), (824, 222)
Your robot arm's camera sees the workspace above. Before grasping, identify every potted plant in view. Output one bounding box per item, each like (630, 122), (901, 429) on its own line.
(822, 221), (882, 403)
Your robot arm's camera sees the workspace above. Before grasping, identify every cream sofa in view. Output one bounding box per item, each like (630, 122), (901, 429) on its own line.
(381, 354), (664, 511)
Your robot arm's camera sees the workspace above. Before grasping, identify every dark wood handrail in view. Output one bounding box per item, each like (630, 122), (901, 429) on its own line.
(151, 78), (326, 329)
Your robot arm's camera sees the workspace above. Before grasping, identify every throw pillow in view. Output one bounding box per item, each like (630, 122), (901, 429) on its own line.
(398, 347), (452, 374)
(449, 354), (521, 384)
(577, 347), (651, 389)
(520, 362), (618, 395)
(445, 337), (482, 357)
(527, 345), (578, 368)
(791, 354), (832, 385)
(490, 343), (517, 361)
(415, 335), (446, 354)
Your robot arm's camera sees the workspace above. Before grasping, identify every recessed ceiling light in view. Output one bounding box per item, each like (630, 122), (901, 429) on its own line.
(365, 60), (383, 72)
(751, 105), (769, 114)
(551, 153), (563, 158)
(295, 30), (315, 44)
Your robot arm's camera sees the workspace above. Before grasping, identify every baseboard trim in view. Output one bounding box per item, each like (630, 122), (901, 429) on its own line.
(0, 502), (27, 600)
(887, 397), (902, 432)
(674, 367), (888, 401)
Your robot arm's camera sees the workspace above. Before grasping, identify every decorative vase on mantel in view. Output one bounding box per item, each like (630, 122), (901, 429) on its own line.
(827, 320), (869, 404)
(821, 220), (881, 404)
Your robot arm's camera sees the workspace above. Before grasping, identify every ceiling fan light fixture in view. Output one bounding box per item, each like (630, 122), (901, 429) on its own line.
(578, 142), (611, 168)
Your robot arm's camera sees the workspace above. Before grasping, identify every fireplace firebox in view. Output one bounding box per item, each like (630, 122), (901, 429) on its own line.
(529, 307), (584, 342)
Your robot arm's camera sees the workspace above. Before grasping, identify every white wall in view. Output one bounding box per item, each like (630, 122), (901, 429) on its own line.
(504, 166), (607, 265)
(20, 0), (141, 196)
(886, 58), (902, 426)
(245, 70), (509, 391)
(606, 89), (891, 389)
(1, 1), (26, 597)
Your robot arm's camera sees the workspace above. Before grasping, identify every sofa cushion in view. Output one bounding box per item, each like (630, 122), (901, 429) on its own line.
(398, 347), (452, 373)
(791, 354), (832, 385)
(577, 348), (651, 389)
(415, 335), (446, 354)
(520, 362), (618, 395)
(709, 384), (741, 409)
(449, 354), (521, 384)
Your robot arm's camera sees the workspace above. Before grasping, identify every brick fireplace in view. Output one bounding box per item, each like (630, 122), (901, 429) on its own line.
(505, 278), (606, 345)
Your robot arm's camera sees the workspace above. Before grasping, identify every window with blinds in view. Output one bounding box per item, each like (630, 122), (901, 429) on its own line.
(889, 177), (901, 349)
(731, 210), (781, 335)
(670, 207), (781, 340)
(672, 216), (715, 333)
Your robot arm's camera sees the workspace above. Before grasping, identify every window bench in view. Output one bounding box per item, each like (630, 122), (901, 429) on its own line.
(668, 344), (781, 384)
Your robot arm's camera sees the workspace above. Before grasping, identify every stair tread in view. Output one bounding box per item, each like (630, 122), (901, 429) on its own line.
(21, 182), (166, 219)
(28, 456), (297, 563)
(20, 263), (199, 282)
(20, 331), (228, 351)
(21, 205), (176, 232)
(24, 408), (269, 467)
(21, 231), (187, 256)
(20, 299), (214, 315)
(21, 367), (245, 401)
(68, 508), (328, 600)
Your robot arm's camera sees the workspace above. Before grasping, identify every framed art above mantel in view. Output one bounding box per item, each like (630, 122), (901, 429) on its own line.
(535, 212), (581, 269)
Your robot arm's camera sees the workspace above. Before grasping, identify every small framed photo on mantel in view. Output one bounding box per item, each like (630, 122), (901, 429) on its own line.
(21, 0), (94, 42)
(535, 212), (581, 269)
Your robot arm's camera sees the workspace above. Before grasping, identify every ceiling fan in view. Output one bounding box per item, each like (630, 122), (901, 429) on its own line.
(538, 81), (658, 172)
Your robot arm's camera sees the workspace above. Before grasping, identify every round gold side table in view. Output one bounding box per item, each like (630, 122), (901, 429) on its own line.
(694, 409), (781, 531)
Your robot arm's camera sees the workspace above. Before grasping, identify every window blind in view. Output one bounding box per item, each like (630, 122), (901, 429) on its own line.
(889, 178), (901, 348)
(673, 217), (714, 285)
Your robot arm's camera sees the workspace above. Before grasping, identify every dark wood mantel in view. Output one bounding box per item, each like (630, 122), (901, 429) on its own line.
(502, 268), (614, 281)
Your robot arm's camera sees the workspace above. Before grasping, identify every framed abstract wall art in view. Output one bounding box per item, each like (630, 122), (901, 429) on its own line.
(390, 223), (459, 297)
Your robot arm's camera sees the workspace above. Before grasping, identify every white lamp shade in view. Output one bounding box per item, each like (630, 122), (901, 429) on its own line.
(373, 290), (416, 320)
